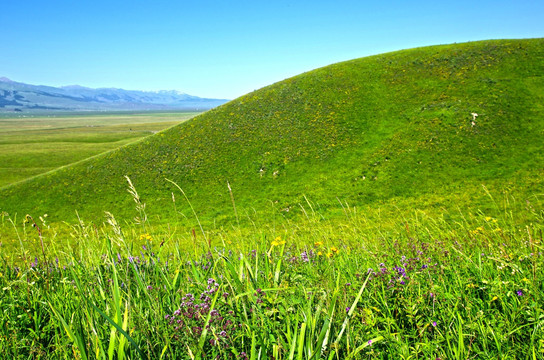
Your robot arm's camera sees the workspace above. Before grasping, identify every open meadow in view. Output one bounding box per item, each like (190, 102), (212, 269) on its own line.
(0, 112), (200, 188)
(1, 39), (543, 359)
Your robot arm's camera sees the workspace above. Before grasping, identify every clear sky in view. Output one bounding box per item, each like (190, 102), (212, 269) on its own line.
(1, 0), (543, 99)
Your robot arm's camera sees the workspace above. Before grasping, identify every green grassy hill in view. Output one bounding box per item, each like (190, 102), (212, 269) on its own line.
(1, 39), (543, 226)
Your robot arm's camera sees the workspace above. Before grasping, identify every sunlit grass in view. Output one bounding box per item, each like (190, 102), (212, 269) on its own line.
(1, 189), (543, 358)
(0, 112), (200, 188)
(1, 39), (543, 359)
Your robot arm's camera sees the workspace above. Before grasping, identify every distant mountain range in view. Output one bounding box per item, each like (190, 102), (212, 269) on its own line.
(0, 77), (229, 113)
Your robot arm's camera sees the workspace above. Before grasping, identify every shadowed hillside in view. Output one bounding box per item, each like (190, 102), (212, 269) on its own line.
(1, 39), (543, 226)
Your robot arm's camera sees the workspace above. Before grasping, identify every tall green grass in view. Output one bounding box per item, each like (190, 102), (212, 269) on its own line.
(1, 188), (543, 359)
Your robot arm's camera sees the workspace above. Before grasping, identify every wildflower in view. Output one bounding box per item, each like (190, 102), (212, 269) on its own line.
(317, 251), (323, 256)
(330, 246), (338, 254)
(314, 241), (323, 246)
(432, 321), (437, 327)
(491, 296), (498, 302)
(147, 285), (153, 290)
(516, 290), (523, 297)
(326, 252), (333, 258)
(140, 233), (153, 242)
(522, 278), (530, 283)
(346, 307), (350, 313)
(368, 339), (372, 346)
(271, 236), (286, 247)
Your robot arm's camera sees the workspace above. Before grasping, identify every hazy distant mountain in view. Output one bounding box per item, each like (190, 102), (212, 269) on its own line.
(0, 77), (229, 113)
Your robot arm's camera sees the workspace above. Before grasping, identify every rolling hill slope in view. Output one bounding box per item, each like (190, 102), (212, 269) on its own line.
(1, 39), (543, 226)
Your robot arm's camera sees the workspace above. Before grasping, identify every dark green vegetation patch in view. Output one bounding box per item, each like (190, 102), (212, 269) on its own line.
(1, 39), (543, 226)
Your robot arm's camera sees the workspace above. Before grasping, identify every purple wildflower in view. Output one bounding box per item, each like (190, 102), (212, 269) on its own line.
(517, 290), (523, 297)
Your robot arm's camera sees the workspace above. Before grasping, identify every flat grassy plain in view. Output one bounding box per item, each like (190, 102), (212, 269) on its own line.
(0, 112), (200, 188)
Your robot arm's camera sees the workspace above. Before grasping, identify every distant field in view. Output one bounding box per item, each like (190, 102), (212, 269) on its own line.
(0, 112), (201, 188)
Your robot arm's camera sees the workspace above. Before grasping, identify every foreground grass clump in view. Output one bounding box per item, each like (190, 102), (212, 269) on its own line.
(1, 207), (543, 359)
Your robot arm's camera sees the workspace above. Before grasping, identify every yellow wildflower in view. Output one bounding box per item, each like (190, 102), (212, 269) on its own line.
(314, 241), (323, 247)
(327, 252), (334, 258)
(140, 233), (153, 241)
(271, 237), (286, 247)
(491, 296), (498, 302)
(330, 246), (338, 254)
(317, 251), (323, 256)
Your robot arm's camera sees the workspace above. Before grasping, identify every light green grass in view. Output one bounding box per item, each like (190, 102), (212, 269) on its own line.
(0, 195), (542, 359)
(1, 40), (543, 358)
(0, 112), (200, 187)
(1, 39), (542, 228)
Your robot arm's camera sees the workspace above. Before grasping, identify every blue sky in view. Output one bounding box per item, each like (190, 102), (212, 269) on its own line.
(1, 0), (543, 99)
